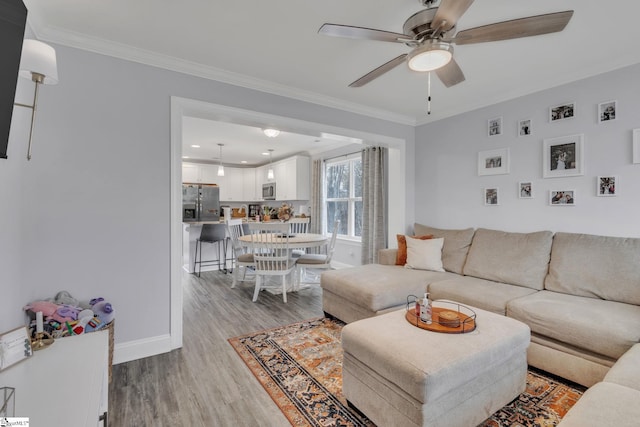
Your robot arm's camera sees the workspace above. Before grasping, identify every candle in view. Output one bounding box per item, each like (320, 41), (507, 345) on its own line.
(36, 311), (44, 333)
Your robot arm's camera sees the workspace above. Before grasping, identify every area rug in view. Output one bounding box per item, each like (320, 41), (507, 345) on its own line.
(228, 317), (585, 427)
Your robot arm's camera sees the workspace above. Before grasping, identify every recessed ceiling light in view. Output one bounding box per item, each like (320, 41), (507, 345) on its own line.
(263, 128), (280, 138)
(182, 156), (189, 159)
(241, 160), (248, 164)
(262, 152), (270, 156)
(191, 144), (200, 148)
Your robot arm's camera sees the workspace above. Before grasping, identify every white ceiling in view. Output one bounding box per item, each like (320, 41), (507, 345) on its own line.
(23, 0), (640, 164)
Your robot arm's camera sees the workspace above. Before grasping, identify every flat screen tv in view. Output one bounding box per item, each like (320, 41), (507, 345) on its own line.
(0, 0), (27, 159)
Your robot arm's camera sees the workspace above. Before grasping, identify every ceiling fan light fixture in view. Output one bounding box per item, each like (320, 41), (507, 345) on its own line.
(407, 41), (453, 72)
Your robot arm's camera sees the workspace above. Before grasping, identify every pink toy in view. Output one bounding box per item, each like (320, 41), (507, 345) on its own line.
(23, 301), (59, 318)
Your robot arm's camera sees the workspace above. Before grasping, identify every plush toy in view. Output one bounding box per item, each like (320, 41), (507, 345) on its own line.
(84, 298), (115, 333)
(52, 304), (82, 323)
(23, 301), (59, 319)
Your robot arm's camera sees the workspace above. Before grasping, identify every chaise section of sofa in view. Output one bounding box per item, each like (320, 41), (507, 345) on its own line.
(320, 225), (475, 323)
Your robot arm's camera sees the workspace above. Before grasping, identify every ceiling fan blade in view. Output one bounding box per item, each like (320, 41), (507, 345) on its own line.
(349, 54), (408, 87)
(432, 0), (475, 32)
(435, 58), (465, 88)
(319, 24), (409, 43)
(453, 10), (574, 45)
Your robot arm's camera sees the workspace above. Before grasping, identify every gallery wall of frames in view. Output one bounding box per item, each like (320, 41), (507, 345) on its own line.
(414, 62), (640, 237)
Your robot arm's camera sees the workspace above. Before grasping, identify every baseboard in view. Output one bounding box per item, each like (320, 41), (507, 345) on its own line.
(113, 334), (172, 364)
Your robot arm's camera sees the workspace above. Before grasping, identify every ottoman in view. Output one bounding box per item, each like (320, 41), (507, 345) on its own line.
(341, 306), (530, 427)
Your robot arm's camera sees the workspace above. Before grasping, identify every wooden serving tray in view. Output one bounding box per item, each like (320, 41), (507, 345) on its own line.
(405, 307), (476, 334)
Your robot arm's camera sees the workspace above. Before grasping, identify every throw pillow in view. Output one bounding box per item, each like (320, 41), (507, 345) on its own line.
(405, 237), (445, 272)
(396, 234), (434, 265)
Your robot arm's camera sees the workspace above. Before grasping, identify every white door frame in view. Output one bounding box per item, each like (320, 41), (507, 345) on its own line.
(169, 96), (407, 347)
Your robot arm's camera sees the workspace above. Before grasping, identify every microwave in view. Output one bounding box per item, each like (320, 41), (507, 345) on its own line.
(262, 182), (276, 200)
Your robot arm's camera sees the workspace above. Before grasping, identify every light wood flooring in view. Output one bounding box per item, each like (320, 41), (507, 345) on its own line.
(109, 269), (325, 426)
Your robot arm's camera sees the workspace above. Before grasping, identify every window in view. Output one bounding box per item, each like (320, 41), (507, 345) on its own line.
(325, 155), (362, 239)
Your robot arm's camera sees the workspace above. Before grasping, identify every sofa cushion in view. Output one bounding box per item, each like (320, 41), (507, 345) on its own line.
(428, 276), (538, 315)
(320, 264), (455, 312)
(604, 343), (640, 391)
(413, 224), (475, 274)
(396, 234), (433, 265)
(557, 382), (640, 427)
(507, 290), (640, 360)
(545, 232), (640, 305)
(405, 237), (445, 272)
(463, 228), (553, 290)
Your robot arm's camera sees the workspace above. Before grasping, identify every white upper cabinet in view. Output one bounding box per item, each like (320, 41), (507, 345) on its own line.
(183, 156), (310, 201)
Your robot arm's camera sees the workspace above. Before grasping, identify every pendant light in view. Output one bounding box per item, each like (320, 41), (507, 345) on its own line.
(267, 149), (275, 180)
(217, 143), (225, 176)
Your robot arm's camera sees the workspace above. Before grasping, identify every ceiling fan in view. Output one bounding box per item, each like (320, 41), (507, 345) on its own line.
(319, 0), (574, 88)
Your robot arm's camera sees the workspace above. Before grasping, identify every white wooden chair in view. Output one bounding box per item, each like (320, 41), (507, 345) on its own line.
(288, 217), (311, 257)
(226, 219), (254, 288)
(248, 222), (297, 303)
(295, 221), (339, 287)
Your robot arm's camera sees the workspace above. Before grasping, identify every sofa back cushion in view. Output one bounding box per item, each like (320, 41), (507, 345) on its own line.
(413, 224), (475, 274)
(463, 228), (553, 290)
(545, 232), (640, 305)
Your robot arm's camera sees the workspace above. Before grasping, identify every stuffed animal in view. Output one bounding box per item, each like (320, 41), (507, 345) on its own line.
(53, 304), (82, 323)
(84, 298), (115, 332)
(23, 301), (59, 319)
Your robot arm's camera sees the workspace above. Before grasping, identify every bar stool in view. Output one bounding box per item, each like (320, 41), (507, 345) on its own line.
(193, 224), (228, 277)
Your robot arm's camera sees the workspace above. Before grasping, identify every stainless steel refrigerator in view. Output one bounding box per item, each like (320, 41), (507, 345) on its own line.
(182, 184), (220, 221)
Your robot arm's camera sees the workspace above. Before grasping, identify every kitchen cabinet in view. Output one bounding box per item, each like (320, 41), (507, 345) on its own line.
(219, 167), (243, 201)
(275, 156), (310, 200)
(182, 162), (221, 185)
(243, 168), (257, 201)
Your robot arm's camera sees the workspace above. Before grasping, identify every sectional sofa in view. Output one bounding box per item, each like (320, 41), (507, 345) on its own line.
(321, 224), (640, 424)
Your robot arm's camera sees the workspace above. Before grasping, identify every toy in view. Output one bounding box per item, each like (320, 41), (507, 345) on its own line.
(84, 298), (115, 332)
(23, 301), (59, 319)
(53, 304), (82, 323)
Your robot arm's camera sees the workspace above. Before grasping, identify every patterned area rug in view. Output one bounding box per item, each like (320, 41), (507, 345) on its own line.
(228, 317), (585, 427)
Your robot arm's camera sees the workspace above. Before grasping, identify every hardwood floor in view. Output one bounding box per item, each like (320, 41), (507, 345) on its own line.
(109, 270), (324, 426)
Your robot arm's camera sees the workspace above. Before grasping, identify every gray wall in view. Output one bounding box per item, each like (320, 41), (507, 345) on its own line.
(414, 63), (640, 236)
(0, 43), (414, 348)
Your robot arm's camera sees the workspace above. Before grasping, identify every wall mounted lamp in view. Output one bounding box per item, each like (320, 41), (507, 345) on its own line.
(267, 149), (274, 180)
(217, 143), (225, 176)
(13, 39), (59, 160)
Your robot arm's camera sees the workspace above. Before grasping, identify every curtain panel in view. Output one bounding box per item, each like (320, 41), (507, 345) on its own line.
(361, 146), (387, 264)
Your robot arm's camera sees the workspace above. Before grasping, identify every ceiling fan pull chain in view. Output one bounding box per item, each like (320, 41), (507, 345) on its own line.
(427, 71), (432, 115)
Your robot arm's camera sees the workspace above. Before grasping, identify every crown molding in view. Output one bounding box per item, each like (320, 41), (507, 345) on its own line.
(32, 24), (417, 126)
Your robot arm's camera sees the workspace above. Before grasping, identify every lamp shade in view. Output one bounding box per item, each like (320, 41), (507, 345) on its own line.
(19, 40), (59, 84)
(407, 41), (453, 72)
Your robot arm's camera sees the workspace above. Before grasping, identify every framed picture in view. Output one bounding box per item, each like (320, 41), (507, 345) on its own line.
(550, 102), (575, 122)
(488, 117), (502, 136)
(597, 176), (617, 197)
(633, 129), (640, 164)
(549, 190), (575, 206)
(0, 326), (33, 371)
(478, 148), (510, 176)
(598, 100), (617, 123)
(518, 181), (533, 199)
(543, 134), (584, 178)
(518, 119), (532, 137)
(484, 188), (499, 206)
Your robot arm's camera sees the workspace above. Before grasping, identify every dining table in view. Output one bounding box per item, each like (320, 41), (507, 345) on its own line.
(237, 232), (329, 249)
(237, 232), (330, 294)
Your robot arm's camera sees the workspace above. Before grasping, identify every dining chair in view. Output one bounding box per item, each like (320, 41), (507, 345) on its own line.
(248, 222), (297, 303)
(225, 219), (254, 288)
(295, 220), (340, 287)
(288, 217), (311, 257)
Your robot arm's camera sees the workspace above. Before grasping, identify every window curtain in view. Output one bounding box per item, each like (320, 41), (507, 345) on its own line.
(361, 146), (387, 264)
(310, 159), (324, 235)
